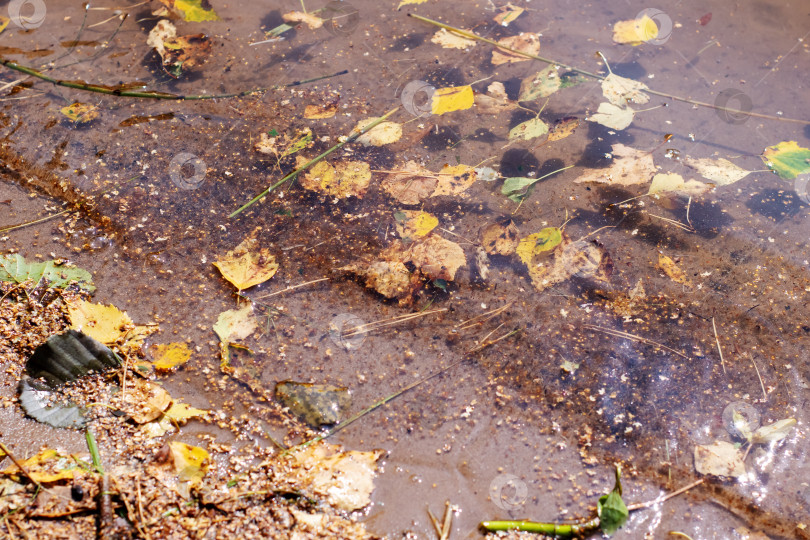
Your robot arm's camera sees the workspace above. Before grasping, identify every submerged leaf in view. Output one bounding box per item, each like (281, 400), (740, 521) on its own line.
(574, 144), (656, 186)
(508, 118), (549, 141)
(656, 253), (690, 285)
(169, 441), (210, 490)
(60, 102), (99, 123)
(547, 117), (580, 142)
(694, 441), (746, 478)
(480, 219), (520, 256)
(213, 233), (279, 290)
(1, 448), (78, 483)
(431, 28), (477, 49)
(275, 381), (352, 427)
(491, 33), (540, 65)
(381, 160), (437, 205)
(395, 210), (439, 240)
(213, 304), (258, 342)
(353, 117), (402, 146)
(648, 173), (711, 197)
(516, 228), (562, 265)
(518, 65), (561, 101)
(432, 164), (478, 197)
(158, 0), (220, 21)
(299, 158), (372, 199)
(601, 74), (650, 106)
(751, 418), (797, 444)
(0, 254), (94, 292)
(282, 11), (323, 29)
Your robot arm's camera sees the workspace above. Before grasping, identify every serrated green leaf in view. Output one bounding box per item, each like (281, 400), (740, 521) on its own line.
(0, 254), (95, 292)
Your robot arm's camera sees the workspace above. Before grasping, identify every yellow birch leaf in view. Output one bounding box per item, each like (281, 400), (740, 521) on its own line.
(353, 118), (402, 146)
(165, 401), (207, 422)
(60, 102), (99, 123)
(0, 16), (9, 35)
(431, 85), (475, 115)
(213, 233), (279, 290)
(494, 6), (524, 26)
(67, 299), (133, 344)
(657, 253), (690, 285)
(151, 342), (192, 371)
(2, 449), (77, 483)
(213, 304), (258, 342)
(431, 28), (476, 49)
(432, 164), (477, 196)
(395, 210), (438, 239)
(516, 228), (562, 265)
(613, 15), (658, 45)
(304, 103), (337, 119)
(158, 0), (220, 21)
(169, 441), (210, 486)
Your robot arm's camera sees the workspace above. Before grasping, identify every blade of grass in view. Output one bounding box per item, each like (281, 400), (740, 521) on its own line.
(85, 429), (104, 475)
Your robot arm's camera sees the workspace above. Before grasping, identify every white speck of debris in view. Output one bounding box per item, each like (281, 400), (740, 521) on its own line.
(688, 133), (696, 141)
(481, 303), (487, 309)
(701, 271), (712, 276)
(560, 308), (568, 317)
(201, 255), (207, 264)
(768, 237), (775, 242)
(631, 229), (639, 236)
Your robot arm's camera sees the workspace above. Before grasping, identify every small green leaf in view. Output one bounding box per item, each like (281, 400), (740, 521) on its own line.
(281, 129), (313, 158)
(508, 118), (549, 141)
(0, 254), (95, 292)
(597, 466), (628, 535)
(761, 141), (810, 179)
(433, 278), (448, 291)
(267, 128), (279, 137)
(518, 65), (561, 101)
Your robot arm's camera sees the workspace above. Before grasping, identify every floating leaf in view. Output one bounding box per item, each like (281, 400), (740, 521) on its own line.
(518, 65), (561, 101)
(694, 441), (746, 478)
(275, 381), (352, 427)
(574, 144), (656, 186)
(405, 235), (466, 281)
(587, 102), (635, 130)
(761, 141), (810, 179)
(151, 342), (192, 372)
(160, 34), (212, 77)
(480, 219), (520, 256)
(157, 0), (220, 22)
(213, 232), (279, 290)
(341, 259), (417, 301)
(648, 173), (711, 197)
(353, 117), (403, 146)
(169, 441), (210, 491)
(683, 157), (752, 186)
(431, 28), (476, 49)
(516, 228), (562, 265)
(431, 85), (475, 115)
(66, 299), (147, 346)
(508, 117), (549, 141)
(0, 254), (94, 292)
(282, 11), (323, 29)
(299, 158), (372, 199)
(213, 304), (258, 342)
(288, 443), (384, 511)
(432, 164), (477, 197)
(395, 210), (439, 240)
(601, 74), (650, 106)
(751, 418), (797, 444)
(612, 15), (658, 45)
(547, 117), (580, 142)
(60, 102), (99, 123)
(597, 467), (628, 535)
(491, 33), (540, 65)
(475, 166), (499, 182)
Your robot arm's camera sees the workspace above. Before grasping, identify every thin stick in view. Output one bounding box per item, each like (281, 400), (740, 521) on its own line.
(253, 278), (328, 299)
(747, 353), (767, 400)
(467, 327), (519, 353)
(230, 107), (400, 217)
(0, 58), (348, 101)
(711, 317), (726, 374)
(408, 14), (810, 125)
(455, 302), (512, 330)
(645, 213), (695, 232)
(626, 478), (704, 511)
(341, 308), (447, 338)
(0, 209), (70, 234)
(0, 442), (44, 491)
(584, 324), (689, 359)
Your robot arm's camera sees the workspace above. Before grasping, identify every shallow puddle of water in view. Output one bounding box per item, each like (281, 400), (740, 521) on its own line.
(2, 0), (810, 537)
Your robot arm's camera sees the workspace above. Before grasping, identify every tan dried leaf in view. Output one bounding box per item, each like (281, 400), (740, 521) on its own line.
(491, 33), (540, 65)
(574, 144), (656, 186)
(381, 160), (438, 205)
(480, 219), (520, 256)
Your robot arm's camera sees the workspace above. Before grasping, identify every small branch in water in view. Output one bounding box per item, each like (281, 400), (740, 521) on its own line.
(0, 57), (347, 101)
(584, 324), (689, 359)
(0, 209), (70, 234)
(252, 278), (329, 299)
(712, 317), (727, 374)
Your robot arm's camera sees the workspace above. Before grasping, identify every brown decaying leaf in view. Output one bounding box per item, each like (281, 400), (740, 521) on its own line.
(656, 253), (691, 285)
(381, 161), (438, 205)
(480, 218), (520, 256)
(474, 82), (517, 115)
(119, 378), (172, 424)
(341, 259), (419, 301)
(491, 33), (540, 65)
(298, 157), (372, 199)
(526, 235), (613, 292)
(547, 117), (580, 142)
(574, 144), (656, 186)
(282, 11), (324, 29)
(403, 235), (466, 281)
